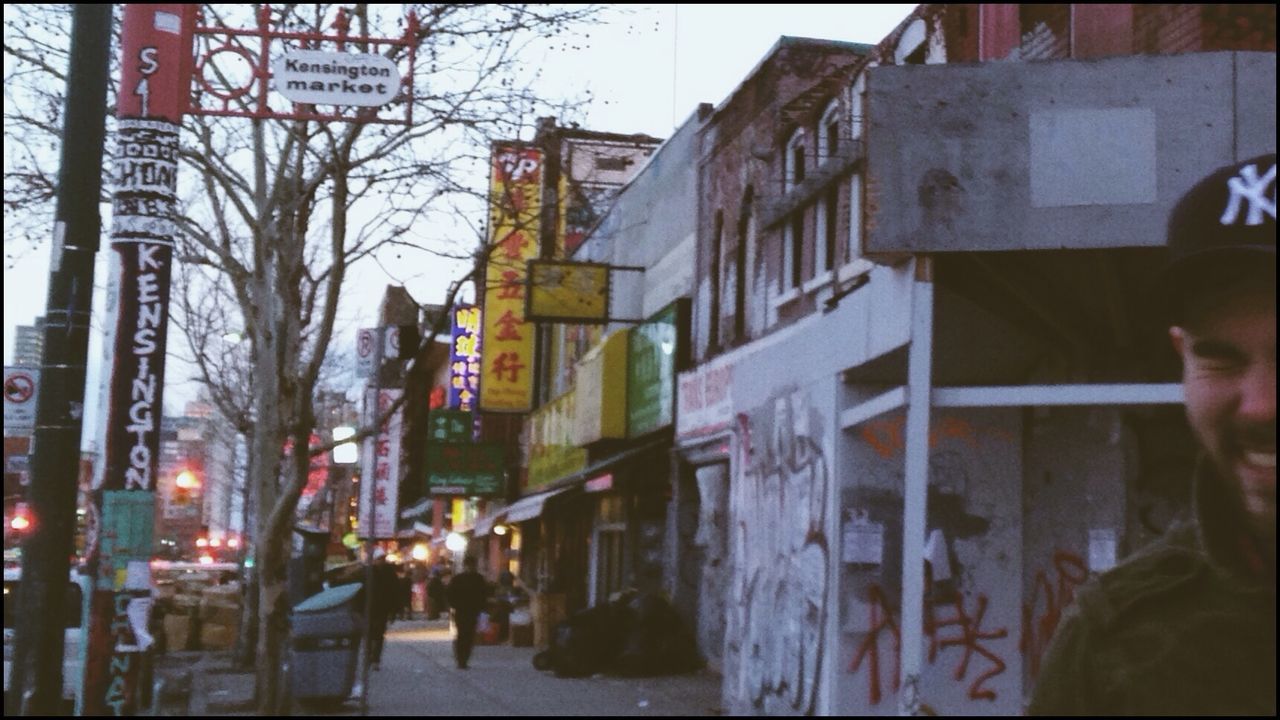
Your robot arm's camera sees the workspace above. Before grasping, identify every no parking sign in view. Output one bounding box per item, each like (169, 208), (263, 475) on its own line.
(3, 366), (40, 432)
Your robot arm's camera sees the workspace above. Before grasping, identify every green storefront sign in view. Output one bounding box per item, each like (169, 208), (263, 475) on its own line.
(627, 302), (680, 437)
(428, 409), (473, 443)
(426, 442), (505, 496)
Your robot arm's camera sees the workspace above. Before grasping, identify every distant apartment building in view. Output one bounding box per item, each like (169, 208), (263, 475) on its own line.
(11, 318), (45, 367)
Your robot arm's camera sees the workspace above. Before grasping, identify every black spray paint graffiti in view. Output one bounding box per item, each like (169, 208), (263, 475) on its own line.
(726, 389), (829, 715)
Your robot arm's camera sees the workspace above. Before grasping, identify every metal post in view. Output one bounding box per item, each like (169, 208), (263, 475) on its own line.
(359, 328), (385, 715)
(898, 256), (934, 717)
(80, 5), (197, 716)
(7, 5), (112, 716)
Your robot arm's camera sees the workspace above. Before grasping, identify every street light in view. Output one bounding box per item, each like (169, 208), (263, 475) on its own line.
(445, 531), (467, 553)
(332, 426), (358, 464)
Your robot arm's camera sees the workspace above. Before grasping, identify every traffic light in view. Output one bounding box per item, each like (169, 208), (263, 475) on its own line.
(10, 502), (33, 532)
(171, 466), (202, 517)
(175, 469), (201, 490)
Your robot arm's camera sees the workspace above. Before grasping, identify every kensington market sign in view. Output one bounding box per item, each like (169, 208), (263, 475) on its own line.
(273, 50), (399, 107)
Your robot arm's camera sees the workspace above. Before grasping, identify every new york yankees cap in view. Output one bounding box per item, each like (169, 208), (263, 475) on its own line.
(1156, 152), (1276, 321)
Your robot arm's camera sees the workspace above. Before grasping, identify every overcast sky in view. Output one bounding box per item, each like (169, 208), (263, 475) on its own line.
(2, 4), (916, 446)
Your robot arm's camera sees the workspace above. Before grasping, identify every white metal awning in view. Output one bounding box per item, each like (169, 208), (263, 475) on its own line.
(504, 486), (573, 524)
(474, 509), (505, 537)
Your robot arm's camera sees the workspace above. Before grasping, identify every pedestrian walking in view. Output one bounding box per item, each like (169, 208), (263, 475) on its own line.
(426, 567), (448, 620)
(367, 548), (399, 670)
(395, 563), (412, 621)
(1029, 154), (1276, 715)
(446, 555), (491, 669)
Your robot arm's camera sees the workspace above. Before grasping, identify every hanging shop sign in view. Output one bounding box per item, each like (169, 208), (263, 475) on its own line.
(428, 409), (474, 444)
(480, 144), (542, 412)
(526, 259), (611, 323)
(426, 443), (505, 496)
(449, 304), (482, 411)
(358, 388), (402, 539)
(272, 50), (400, 107)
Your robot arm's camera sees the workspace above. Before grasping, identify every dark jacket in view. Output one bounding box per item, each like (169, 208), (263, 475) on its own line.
(447, 570), (490, 618)
(1028, 461), (1276, 716)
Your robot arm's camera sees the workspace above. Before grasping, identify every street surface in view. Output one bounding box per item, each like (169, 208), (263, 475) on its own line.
(190, 616), (725, 716)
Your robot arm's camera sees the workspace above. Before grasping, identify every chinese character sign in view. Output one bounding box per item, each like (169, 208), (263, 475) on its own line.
(480, 144), (542, 412)
(449, 304), (482, 411)
(358, 388), (402, 539)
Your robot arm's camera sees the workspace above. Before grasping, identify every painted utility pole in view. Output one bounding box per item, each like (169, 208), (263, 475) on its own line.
(7, 5), (113, 716)
(80, 5), (197, 716)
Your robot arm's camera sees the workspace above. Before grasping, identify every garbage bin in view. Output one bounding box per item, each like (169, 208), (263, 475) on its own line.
(288, 583), (363, 705)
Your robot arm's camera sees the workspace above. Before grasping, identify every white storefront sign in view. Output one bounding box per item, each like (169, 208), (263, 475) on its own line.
(358, 387), (403, 539)
(676, 362), (733, 440)
(273, 50), (400, 107)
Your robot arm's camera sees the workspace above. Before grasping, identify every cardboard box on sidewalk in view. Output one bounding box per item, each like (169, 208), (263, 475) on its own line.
(165, 613), (193, 652)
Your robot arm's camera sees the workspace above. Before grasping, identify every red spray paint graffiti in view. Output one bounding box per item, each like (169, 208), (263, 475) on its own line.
(849, 585), (901, 705)
(860, 414), (1014, 460)
(926, 593), (1009, 701)
(1020, 550), (1088, 678)
(850, 585), (1012, 704)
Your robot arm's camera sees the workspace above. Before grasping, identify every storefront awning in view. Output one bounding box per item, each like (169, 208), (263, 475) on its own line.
(504, 486), (573, 524)
(474, 509), (505, 537)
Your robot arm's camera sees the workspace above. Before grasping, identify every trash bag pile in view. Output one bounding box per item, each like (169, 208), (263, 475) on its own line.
(532, 590), (702, 678)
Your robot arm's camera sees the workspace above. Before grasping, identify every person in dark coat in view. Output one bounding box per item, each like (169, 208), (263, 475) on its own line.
(367, 548), (399, 670)
(446, 555), (490, 669)
(427, 568), (448, 620)
(1029, 154), (1276, 715)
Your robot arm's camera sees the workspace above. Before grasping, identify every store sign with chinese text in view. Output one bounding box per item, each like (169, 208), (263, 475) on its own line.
(358, 388), (402, 539)
(426, 443), (505, 496)
(480, 144), (542, 412)
(449, 304), (482, 410)
(428, 409), (474, 443)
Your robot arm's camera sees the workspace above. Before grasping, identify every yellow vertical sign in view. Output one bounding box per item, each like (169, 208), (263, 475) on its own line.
(480, 144), (543, 412)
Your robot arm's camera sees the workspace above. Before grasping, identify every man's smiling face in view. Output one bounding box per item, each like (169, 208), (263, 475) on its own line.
(1170, 280), (1276, 545)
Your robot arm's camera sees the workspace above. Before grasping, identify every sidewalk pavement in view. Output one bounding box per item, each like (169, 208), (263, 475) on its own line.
(178, 617), (725, 716)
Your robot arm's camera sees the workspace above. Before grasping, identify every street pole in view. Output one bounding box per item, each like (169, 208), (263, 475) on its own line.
(359, 328), (385, 716)
(80, 5), (197, 716)
(7, 5), (112, 715)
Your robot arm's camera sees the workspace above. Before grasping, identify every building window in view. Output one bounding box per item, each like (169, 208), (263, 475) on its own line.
(817, 99), (842, 164)
(847, 73), (868, 265)
(785, 128), (806, 189)
(785, 212), (804, 289)
(709, 210), (723, 349)
(734, 186), (753, 340)
(817, 186), (838, 273)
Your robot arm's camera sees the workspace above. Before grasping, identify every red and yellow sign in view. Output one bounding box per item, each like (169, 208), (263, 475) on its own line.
(480, 144), (543, 412)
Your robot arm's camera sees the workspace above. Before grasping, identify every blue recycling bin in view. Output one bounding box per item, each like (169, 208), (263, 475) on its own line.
(288, 582), (363, 703)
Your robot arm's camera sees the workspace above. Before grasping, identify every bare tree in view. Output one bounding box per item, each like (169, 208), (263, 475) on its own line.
(7, 3), (604, 713)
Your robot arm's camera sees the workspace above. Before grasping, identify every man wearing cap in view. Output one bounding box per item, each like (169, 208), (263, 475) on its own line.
(1029, 154), (1275, 715)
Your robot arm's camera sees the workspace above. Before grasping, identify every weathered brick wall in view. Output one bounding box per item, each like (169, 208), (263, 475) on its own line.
(1202, 3), (1277, 50)
(1134, 4), (1204, 54)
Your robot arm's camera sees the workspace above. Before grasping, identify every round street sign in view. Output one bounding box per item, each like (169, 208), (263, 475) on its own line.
(4, 371), (35, 404)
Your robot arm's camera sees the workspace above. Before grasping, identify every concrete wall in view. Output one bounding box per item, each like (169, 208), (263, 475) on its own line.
(576, 108), (705, 323)
(673, 265), (912, 714)
(837, 407), (1024, 716)
(865, 51), (1277, 255)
